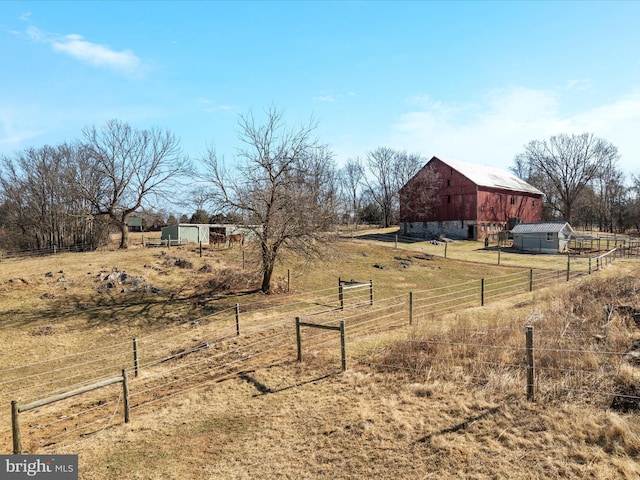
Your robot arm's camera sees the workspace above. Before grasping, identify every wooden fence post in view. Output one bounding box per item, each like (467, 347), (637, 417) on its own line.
(235, 303), (240, 336)
(369, 280), (374, 305)
(339, 283), (344, 310)
(497, 246), (501, 265)
(11, 400), (21, 454)
(481, 278), (485, 306)
(409, 292), (413, 325)
(526, 326), (535, 401)
(133, 337), (139, 377)
(444, 242), (448, 259)
(566, 255), (570, 281)
(529, 269), (533, 292)
(295, 317), (302, 362)
(287, 269), (290, 292)
(588, 257), (592, 275)
(199, 241), (202, 257)
(122, 369), (130, 423)
(340, 320), (346, 372)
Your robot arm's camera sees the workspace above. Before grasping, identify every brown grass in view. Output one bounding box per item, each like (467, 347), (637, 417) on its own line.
(1, 235), (640, 478)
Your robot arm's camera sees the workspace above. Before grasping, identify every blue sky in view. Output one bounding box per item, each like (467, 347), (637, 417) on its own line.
(2, 1), (640, 178)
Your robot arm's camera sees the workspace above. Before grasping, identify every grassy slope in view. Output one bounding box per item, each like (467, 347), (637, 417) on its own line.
(1, 234), (639, 478)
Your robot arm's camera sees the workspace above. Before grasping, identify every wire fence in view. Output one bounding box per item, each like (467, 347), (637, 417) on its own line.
(3, 246), (639, 454)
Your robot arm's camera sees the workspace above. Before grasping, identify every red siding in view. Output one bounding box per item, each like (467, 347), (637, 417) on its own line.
(400, 157), (543, 230)
(476, 188), (542, 224)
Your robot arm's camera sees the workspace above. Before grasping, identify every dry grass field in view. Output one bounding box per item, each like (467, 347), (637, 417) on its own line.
(1, 231), (640, 479)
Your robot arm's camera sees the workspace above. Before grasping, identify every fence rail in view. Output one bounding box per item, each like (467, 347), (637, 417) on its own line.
(2, 244), (635, 454)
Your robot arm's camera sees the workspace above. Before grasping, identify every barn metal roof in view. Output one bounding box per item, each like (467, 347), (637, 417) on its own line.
(510, 222), (574, 234)
(433, 156), (543, 195)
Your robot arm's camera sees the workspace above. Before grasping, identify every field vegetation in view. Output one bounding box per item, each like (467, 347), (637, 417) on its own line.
(1, 232), (640, 478)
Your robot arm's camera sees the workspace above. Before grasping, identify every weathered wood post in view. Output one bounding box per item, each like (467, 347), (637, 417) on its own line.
(481, 278), (485, 306)
(133, 337), (139, 377)
(529, 269), (533, 292)
(235, 303), (240, 336)
(369, 280), (374, 306)
(409, 292), (413, 325)
(588, 257), (592, 275)
(199, 241), (202, 257)
(340, 320), (346, 372)
(566, 255), (570, 281)
(287, 269), (290, 292)
(444, 242), (448, 259)
(526, 326), (535, 401)
(497, 245), (501, 266)
(339, 282), (344, 310)
(11, 400), (21, 454)
(295, 317), (302, 362)
(122, 369), (130, 423)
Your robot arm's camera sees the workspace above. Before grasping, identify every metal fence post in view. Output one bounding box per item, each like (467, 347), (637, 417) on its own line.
(526, 326), (535, 401)
(340, 320), (346, 372)
(296, 317), (302, 362)
(133, 337), (139, 377)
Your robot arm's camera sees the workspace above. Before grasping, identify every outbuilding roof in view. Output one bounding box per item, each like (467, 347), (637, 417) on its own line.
(433, 156), (543, 195)
(510, 222), (574, 234)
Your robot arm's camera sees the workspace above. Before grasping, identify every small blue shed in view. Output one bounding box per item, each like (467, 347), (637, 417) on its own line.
(511, 222), (574, 254)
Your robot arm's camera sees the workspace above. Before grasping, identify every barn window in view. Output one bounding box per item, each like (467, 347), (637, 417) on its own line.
(510, 197), (516, 205)
(447, 179), (451, 187)
(481, 223), (485, 231)
(447, 195), (451, 203)
(481, 205), (485, 211)
(546, 232), (553, 241)
(532, 201), (536, 207)
(450, 168), (453, 175)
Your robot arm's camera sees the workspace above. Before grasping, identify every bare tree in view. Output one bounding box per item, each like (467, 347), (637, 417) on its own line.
(77, 120), (191, 248)
(514, 133), (619, 224)
(398, 163), (440, 234)
(364, 148), (424, 228)
(0, 143), (102, 251)
(204, 108), (337, 293)
(338, 158), (365, 228)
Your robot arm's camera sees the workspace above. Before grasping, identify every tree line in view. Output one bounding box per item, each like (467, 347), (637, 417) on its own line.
(1, 109), (640, 292)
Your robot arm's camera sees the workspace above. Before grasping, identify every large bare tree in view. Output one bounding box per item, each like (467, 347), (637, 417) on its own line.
(514, 133), (619, 224)
(204, 108), (337, 293)
(0, 143), (102, 251)
(338, 158), (365, 228)
(364, 147), (424, 228)
(78, 119), (190, 248)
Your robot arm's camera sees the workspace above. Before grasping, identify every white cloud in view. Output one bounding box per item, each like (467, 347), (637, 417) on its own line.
(389, 86), (640, 175)
(25, 26), (141, 75)
(316, 94), (336, 103)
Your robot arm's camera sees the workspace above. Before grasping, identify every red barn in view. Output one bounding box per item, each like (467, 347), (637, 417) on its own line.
(400, 156), (543, 240)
